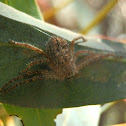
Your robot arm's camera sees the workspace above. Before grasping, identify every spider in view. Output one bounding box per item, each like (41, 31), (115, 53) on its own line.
(0, 36), (119, 94)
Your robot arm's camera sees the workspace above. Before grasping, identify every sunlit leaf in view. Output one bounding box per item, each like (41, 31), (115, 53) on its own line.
(0, 2), (126, 109)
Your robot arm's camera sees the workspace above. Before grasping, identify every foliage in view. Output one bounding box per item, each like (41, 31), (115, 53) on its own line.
(0, 1), (126, 126)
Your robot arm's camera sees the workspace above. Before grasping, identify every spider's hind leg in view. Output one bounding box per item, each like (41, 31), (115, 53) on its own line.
(70, 36), (87, 56)
(77, 53), (121, 71)
(9, 40), (46, 56)
(73, 50), (95, 62)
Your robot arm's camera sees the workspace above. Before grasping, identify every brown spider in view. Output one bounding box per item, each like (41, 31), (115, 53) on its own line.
(0, 36), (118, 94)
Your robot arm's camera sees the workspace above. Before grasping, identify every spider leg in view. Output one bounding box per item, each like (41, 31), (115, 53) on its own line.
(0, 76), (43, 94)
(22, 59), (49, 73)
(79, 53), (101, 62)
(0, 72), (58, 95)
(9, 40), (46, 56)
(70, 36), (87, 56)
(0, 70), (48, 91)
(77, 54), (121, 70)
(74, 50), (95, 62)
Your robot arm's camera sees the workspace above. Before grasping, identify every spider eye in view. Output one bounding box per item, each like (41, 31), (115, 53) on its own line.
(66, 75), (74, 79)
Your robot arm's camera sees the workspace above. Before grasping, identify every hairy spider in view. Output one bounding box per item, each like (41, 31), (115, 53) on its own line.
(0, 36), (119, 94)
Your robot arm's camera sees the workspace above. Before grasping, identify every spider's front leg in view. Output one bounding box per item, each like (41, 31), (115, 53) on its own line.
(0, 71), (58, 95)
(0, 76), (44, 95)
(22, 59), (49, 73)
(0, 70), (49, 92)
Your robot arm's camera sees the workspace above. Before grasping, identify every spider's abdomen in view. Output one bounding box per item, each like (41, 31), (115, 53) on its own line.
(46, 36), (71, 64)
(46, 36), (78, 79)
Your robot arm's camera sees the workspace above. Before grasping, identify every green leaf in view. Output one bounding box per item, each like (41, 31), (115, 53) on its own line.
(0, 0), (43, 20)
(0, 2), (126, 109)
(3, 104), (62, 126)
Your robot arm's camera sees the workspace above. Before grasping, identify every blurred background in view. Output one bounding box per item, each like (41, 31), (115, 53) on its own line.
(37, 0), (126, 39)
(1, 0), (126, 126)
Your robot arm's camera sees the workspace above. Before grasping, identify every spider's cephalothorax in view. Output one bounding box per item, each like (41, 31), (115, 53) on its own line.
(0, 36), (119, 94)
(46, 36), (78, 79)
